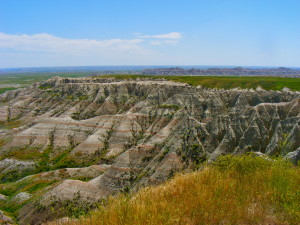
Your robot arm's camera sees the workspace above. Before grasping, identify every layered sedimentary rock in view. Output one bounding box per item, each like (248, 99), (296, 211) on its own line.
(0, 77), (299, 224)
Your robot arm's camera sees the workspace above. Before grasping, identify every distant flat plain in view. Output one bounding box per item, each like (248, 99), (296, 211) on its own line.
(0, 72), (90, 94)
(0, 72), (300, 94)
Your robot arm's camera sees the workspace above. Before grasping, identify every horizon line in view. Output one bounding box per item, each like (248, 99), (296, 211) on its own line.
(1, 65), (300, 70)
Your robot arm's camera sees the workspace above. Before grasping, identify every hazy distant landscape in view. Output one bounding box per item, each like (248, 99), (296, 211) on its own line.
(1, 66), (299, 94)
(1, 65), (300, 74)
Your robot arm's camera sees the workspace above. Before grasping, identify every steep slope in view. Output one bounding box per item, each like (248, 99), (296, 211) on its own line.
(0, 77), (299, 224)
(47, 155), (300, 225)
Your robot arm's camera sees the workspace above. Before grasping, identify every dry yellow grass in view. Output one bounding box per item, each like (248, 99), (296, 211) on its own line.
(48, 155), (300, 225)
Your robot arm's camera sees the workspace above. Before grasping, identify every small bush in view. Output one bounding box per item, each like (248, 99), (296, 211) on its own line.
(39, 85), (53, 90)
(158, 104), (181, 110)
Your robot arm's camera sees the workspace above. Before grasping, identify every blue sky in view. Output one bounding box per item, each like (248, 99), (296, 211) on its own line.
(0, 0), (299, 68)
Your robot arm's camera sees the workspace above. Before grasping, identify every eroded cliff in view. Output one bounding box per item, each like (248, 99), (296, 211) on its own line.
(0, 77), (299, 224)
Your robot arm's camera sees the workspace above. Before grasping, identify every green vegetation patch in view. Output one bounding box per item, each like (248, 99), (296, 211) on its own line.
(0, 146), (88, 182)
(0, 177), (57, 197)
(99, 75), (300, 91)
(0, 178), (33, 197)
(0, 144), (105, 183)
(1, 73), (299, 96)
(0, 198), (28, 218)
(20, 179), (57, 194)
(0, 146), (42, 161)
(0, 72), (91, 95)
(39, 84), (53, 90)
(51, 154), (93, 169)
(0, 176), (59, 219)
(69, 175), (100, 182)
(0, 72), (90, 86)
(0, 167), (35, 184)
(0, 87), (18, 94)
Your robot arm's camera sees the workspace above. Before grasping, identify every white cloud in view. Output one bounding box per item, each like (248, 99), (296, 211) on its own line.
(163, 40), (180, 44)
(138, 32), (182, 39)
(148, 40), (180, 46)
(149, 41), (162, 45)
(0, 32), (183, 67)
(0, 32), (144, 54)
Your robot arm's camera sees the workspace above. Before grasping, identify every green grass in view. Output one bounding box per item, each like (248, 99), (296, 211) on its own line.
(0, 145), (99, 183)
(39, 85), (53, 90)
(158, 104), (181, 110)
(0, 146), (42, 161)
(0, 178), (33, 197)
(0, 72), (91, 96)
(0, 199), (27, 219)
(50, 154), (300, 225)
(69, 175), (100, 182)
(98, 75), (300, 91)
(0, 176), (58, 219)
(0, 87), (18, 94)
(0, 147), (71, 182)
(20, 179), (57, 194)
(0, 177), (57, 197)
(0, 72), (91, 85)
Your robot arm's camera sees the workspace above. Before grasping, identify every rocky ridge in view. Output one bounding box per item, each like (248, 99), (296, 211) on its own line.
(0, 76), (299, 224)
(141, 67), (300, 77)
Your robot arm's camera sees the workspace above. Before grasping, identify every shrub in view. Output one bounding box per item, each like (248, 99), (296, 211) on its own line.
(158, 104), (181, 110)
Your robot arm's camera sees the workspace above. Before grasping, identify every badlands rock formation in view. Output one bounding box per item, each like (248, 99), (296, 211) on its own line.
(0, 77), (299, 224)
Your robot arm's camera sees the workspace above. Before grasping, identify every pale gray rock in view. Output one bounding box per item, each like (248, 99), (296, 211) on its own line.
(12, 192), (31, 203)
(0, 193), (7, 201)
(284, 147), (300, 165)
(0, 210), (14, 224)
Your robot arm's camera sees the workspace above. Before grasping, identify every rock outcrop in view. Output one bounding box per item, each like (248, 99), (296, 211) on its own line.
(0, 210), (14, 225)
(284, 147), (300, 165)
(0, 76), (299, 224)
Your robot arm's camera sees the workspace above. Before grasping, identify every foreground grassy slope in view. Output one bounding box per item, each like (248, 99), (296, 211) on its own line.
(100, 75), (300, 91)
(50, 155), (300, 225)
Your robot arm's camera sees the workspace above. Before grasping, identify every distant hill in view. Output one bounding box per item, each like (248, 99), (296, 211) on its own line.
(1, 66), (300, 77)
(141, 67), (300, 77)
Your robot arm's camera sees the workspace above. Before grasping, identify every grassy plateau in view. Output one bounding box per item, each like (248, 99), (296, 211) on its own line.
(0, 73), (299, 94)
(100, 75), (300, 91)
